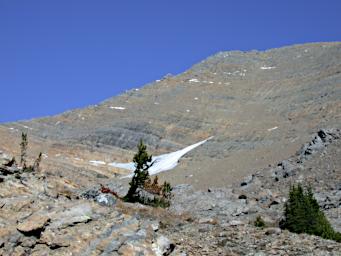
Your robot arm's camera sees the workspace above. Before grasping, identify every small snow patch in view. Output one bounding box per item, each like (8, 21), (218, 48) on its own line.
(22, 125), (33, 130)
(186, 109), (190, 113)
(110, 106), (126, 110)
(189, 78), (200, 83)
(260, 66), (276, 70)
(154, 102), (160, 105)
(267, 126), (278, 132)
(194, 97), (198, 100)
(89, 160), (106, 166)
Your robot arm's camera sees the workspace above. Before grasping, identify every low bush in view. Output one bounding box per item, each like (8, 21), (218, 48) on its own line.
(254, 215), (266, 228)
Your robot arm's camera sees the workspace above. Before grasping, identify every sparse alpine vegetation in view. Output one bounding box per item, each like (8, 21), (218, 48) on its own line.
(123, 139), (173, 208)
(0, 132), (42, 176)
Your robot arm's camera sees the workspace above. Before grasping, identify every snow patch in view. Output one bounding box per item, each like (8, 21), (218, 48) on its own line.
(267, 126), (278, 132)
(110, 106), (126, 110)
(109, 136), (214, 178)
(188, 78), (200, 83)
(260, 66), (276, 70)
(20, 125), (33, 130)
(89, 160), (106, 166)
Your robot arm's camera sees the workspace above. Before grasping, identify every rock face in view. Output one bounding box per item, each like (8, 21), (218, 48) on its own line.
(0, 42), (340, 189)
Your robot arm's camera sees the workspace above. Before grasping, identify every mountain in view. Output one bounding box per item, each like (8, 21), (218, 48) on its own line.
(0, 42), (341, 255)
(0, 42), (340, 189)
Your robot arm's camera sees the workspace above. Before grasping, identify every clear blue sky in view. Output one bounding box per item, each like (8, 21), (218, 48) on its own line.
(1, 1), (340, 123)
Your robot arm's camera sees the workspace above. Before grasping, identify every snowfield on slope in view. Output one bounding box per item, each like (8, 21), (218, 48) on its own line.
(107, 136), (213, 178)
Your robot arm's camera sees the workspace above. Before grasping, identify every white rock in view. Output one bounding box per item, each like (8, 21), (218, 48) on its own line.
(152, 235), (174, 256)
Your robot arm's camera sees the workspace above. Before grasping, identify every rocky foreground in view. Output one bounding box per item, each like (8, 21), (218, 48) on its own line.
(0, 128), (340, 255)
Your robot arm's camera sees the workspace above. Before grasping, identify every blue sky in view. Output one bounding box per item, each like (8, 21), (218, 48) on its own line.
(0, 1), (340, 122)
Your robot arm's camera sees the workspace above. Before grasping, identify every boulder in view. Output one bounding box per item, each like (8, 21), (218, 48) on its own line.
(152, 235), (175, 256)
(17, 214), (50, 237)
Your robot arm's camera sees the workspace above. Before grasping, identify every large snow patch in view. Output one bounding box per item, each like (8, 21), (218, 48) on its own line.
(108, 136), (213, 178)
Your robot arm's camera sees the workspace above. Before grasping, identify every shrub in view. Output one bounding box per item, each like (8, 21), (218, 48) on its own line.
(281, 184), (341, 242)
(254, 215), (266, 228)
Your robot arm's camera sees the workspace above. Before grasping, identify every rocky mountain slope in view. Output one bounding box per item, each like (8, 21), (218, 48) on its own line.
(0, 42), (340, 189)
(1, 127), (340, 255)
(0, 42), (341, 255)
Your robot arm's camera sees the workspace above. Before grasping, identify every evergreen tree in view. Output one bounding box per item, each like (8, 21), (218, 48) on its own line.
(33, 152), (42, 172)
(20, 132), (28, 167)
(124, 139), (153, 202)
(281, 184), (341, 242)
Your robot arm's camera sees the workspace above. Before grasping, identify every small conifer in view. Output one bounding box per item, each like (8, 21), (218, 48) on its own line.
(281, 184), (341, 242)
(20, 132), (28, 166)
(124, 139), (153, 202)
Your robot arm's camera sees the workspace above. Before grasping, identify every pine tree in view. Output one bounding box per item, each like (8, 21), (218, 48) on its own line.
(124, 139), (153, 202)
(33, 152), (42, 172)
(281, 184), (341, 242)
(20, 132), (28, 167)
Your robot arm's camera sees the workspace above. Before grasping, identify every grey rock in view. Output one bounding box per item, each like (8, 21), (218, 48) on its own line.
(264, 227), (282, 235)
(241, 175), (254, 186)
(49, 203), (92, 229)
(95, 194), (117, 207)
(152, 235), (175, 256)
